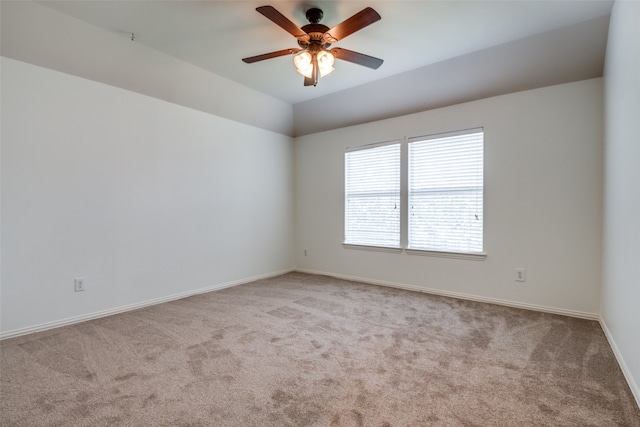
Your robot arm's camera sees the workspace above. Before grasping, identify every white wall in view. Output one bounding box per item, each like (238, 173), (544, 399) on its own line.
(295, 79), (603, 317)
(602, 0), (640, 404)
(1, 57), (294, 335)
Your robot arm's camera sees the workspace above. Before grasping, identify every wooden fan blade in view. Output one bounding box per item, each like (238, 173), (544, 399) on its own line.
(242, 48), (299, 63)
(256, 6), (307, 38)
(324, 7), (381, 42)
(332, 48), (383, 69)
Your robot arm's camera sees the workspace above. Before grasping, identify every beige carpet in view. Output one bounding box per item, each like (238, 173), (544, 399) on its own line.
(1, 272), (639, 426)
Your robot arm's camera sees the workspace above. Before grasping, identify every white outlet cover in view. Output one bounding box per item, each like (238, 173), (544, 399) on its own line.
(74, 277), (86, 292)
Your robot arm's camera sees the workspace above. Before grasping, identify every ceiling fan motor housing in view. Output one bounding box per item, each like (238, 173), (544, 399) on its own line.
(298, 26), (330, 49)
(298, 8), (333, 49)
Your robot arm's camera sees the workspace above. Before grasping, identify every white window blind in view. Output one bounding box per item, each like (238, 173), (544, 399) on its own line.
(345, 142), (401, 248)
(408, 129), (483, 253)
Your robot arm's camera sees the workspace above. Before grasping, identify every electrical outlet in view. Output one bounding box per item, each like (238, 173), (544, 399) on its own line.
(515, 268), (526, 282)
(74, 277), (86, 292)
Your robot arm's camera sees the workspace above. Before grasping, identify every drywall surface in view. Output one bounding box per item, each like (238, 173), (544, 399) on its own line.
(1, 57), (294, 334)
(602, 0), (640, 404)
(0, 1), (294, 136)
(295, 78), (603, 316)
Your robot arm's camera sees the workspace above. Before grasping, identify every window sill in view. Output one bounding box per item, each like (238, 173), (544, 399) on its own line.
(342, 244), (403, 254)
(405, 248), (487, 261)
(342, 244), (485, 260)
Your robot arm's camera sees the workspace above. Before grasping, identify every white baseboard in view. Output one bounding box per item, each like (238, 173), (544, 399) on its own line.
(599, 318), (640, 409)
(294, 268), (599, 320)
(0, 268), (295, 340)
(2, 267), (598, 339)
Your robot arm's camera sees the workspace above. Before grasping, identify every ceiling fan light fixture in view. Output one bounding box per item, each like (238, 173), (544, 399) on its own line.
(294, 49), (335, 80)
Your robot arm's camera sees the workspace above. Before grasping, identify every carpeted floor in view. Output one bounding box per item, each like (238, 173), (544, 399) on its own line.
(1, 272), (639, 426)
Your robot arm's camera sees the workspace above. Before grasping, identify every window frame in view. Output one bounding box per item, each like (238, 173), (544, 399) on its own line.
(343, 128), (486, 261)
(343, 140), (402, 251)
(407, 128), (485, 258)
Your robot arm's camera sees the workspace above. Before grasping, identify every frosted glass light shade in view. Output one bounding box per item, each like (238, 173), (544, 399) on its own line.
(317, 50), (335, 77)
(293, 51), (313, 78)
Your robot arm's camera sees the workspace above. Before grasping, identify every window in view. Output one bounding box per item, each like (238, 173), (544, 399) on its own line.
(408, 129), (484, 254)
(344, 142), (401, 248)
(344, 129), (484, 258)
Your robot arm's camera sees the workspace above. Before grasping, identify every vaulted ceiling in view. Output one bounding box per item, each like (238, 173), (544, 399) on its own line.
(1, 1), (613, 136)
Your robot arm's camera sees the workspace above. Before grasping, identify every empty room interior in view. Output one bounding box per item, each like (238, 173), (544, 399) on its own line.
(1, 0), (639, 425)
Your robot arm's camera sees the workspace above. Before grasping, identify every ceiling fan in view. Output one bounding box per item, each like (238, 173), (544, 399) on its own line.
(242, 5), (383, 87)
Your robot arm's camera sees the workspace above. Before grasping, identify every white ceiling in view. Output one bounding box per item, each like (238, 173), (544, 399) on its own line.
(38, 0), (614, 106)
